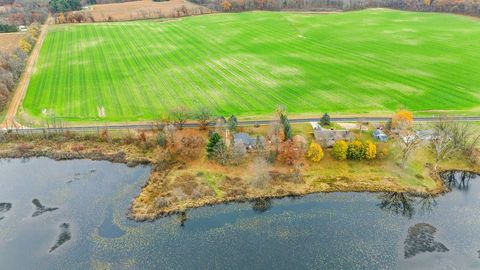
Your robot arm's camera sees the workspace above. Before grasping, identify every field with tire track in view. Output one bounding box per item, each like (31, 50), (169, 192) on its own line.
(23, 9), (480, 121)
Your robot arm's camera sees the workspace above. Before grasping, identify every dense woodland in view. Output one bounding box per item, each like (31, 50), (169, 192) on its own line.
(0, 0), (48, 27)
(190, 0), (480, 16)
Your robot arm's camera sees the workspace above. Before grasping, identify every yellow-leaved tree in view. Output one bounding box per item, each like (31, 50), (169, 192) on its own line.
(306, 142), (323, 162)
(332, 140), (348, 160)
(363, 141), (377, 160)
(223, 0), (231, 11)
(391, 110), (413, 130)
(19, 38), (32, 53)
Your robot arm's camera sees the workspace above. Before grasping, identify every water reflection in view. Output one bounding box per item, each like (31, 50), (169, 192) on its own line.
(377, 192), (415, 219)
(32, 199), (59, 217)
(49, 223), (71, 253)
(252, 198), (272, 213)
(1, 158), (479, 269)
(441, 170), (477, 191)
(404, 223), (449, 258)
(417, 194), (438, 214)
(177, 211), (188, 227)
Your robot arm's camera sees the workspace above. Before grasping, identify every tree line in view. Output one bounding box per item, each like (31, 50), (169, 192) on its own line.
(190, 0), (480, 16)
(0, 23), (41, 110)
(0, 0), (49, 26)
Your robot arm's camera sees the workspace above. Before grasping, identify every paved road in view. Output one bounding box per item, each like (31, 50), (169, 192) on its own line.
(2, 116), (479, 133)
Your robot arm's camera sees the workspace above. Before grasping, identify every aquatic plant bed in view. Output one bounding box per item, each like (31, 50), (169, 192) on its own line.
(23, 9), (480, 122)
(2, 157), (480, 269)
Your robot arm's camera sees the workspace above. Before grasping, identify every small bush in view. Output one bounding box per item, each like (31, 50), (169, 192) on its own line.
(306, 142), (324, 162)
(347, 140), (364, 160)
(332, 140), (348, 160)
(137, 131), (147, 143)
(267, 150), (277, 163)
(363, 141), (377, 160)
(123, 133), (135, 145)
(100, 129), (109, 142)
(278, 140), (302, 165)
(376, 143), (390, 159)
(176, 136), (204, 160)
(156, 132), (167, 147)
(71, 144), (85, 152)
(15, 143), (33, 153)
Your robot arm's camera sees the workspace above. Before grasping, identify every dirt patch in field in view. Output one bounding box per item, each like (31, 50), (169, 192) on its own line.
(88, 0), (211, 22)
(0, 32), (24, 53)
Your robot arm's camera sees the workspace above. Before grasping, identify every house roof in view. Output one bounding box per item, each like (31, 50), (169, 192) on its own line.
(234, 133), (263, 145)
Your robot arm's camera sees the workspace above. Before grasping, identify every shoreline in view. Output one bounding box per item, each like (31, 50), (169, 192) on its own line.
(0, 133), (477, 222)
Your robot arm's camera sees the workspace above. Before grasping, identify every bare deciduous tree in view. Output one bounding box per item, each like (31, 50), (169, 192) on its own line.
(169, 106), (190, 130)
(267, 120), (282, 155)
(432, 115), (480, 167)
(212, 140), (228, 165)
(163, 124), (177, 146)
(395, 132), (421, 168)
(250, 157), (271, 189)
(195, 107), (211, 130)
(431, 116), (455, 170)
(230, 140), (246, 165)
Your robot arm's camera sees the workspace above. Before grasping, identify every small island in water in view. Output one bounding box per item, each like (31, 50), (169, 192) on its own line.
(1, 111), (478, 221)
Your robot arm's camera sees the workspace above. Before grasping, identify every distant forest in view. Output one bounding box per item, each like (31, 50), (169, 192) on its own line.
(0, 0), (49, 26)
(190, 0), (480, 16)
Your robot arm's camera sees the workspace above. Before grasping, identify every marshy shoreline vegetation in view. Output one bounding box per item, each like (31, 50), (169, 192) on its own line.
(0, 109), (478, 221)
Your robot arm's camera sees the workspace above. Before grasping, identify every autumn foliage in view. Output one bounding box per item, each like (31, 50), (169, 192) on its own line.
(223, 0), (232, 10)
(278, 140), (303, 165)
(333, 140), (377, 161)
(363, 141), (377, 160)
(347, 140), (365, 160)
(332, 140), (348, 161)
(391, 110), (413, 130)
(306, 142), (324, 162)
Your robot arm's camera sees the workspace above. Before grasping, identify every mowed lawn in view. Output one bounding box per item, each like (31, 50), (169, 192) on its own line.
(23, 9), (480, 121)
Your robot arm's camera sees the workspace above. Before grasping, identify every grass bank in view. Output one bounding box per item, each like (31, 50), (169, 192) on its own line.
(1, 127), (477, 221)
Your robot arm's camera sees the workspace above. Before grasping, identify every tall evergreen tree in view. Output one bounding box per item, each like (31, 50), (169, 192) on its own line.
(280, 112), (292, 141)
(227, 115), (238, 131)
(206, 132), (221, 158)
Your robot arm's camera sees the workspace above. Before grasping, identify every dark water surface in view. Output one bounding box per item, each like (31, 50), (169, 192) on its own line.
(0, 158), (479, 270)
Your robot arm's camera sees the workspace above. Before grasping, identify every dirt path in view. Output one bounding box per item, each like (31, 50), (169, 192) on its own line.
(1, 18), (50, 129)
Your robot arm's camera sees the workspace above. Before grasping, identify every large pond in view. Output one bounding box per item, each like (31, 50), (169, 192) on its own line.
(0, 158), (479, 269)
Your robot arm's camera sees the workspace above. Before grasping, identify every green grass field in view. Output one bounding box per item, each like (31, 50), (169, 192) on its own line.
(23, 9), (480, 121)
